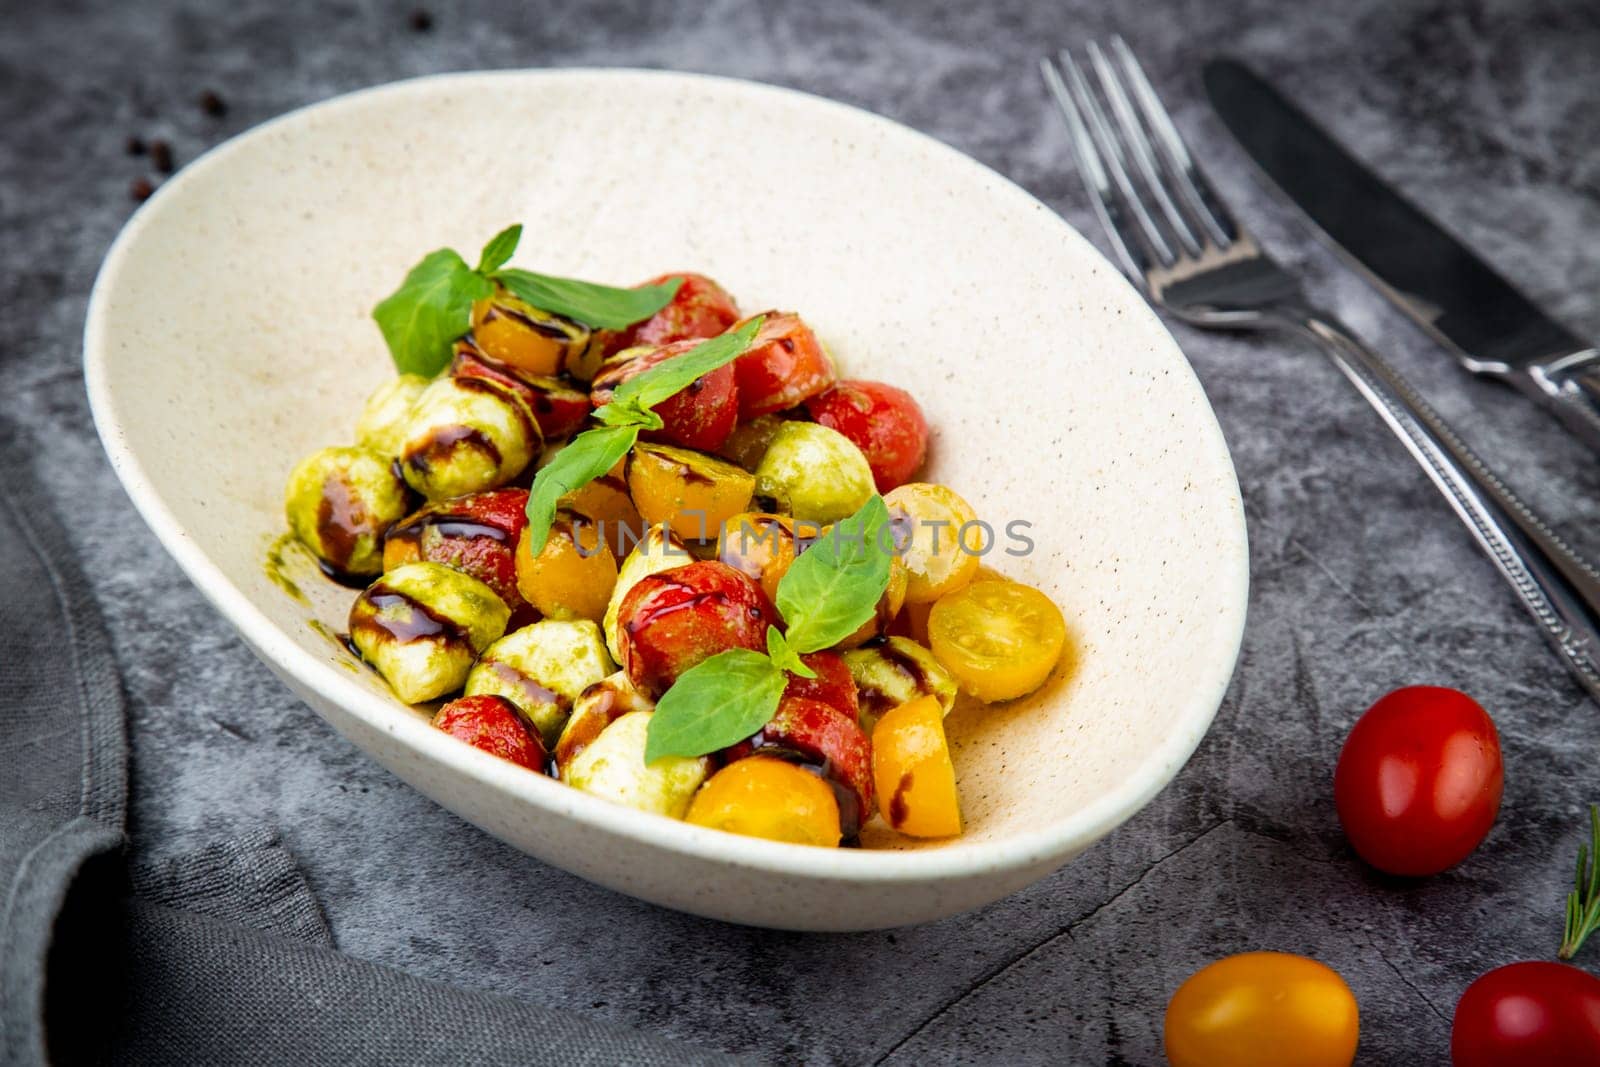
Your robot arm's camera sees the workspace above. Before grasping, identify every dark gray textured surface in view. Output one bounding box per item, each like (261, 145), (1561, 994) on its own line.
(4, 1), (1599, 1062)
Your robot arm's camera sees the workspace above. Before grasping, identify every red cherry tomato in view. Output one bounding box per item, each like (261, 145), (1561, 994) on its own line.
(432, 695), (547, 772)
(450, 341), (591, 440)
(605, 272), (740, 355)
(782, 650), (859, 724)
(383, 488), (530, 613)
(1452, 962), (1600, 1066)
(805, 379), (929, 492)
(731, 312), (835, 418)
(590, 340), (739, 451)
(1334, 686), (1502, 876)
(616, 561), (774, 697)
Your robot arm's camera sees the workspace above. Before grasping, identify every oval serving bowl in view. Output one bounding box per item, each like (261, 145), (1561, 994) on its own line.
(85, 69), (1247, 931)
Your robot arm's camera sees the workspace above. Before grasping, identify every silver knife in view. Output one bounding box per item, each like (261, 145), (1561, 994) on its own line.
(1203, 59), (1600, 453)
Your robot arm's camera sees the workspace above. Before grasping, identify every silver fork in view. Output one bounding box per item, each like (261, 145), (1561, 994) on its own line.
(1042, 38), (1600, 703)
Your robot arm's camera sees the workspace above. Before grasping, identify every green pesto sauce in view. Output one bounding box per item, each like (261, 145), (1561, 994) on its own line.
(264, 531), (309, 605)
(306, 618), (362, 672)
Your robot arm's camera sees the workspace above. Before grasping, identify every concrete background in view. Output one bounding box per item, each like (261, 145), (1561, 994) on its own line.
(4, 0), (1599, 1061)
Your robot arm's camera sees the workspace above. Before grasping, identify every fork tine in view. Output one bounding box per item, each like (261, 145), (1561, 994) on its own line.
(1108, 35), (1238, 248)
(1086, 41), (1202, 259)
(1039, 55), (1146, 280)
(1054, 49), (1177, 270)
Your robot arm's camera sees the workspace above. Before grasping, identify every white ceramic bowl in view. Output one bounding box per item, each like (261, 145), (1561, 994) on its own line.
(85, 69), (1247, 930)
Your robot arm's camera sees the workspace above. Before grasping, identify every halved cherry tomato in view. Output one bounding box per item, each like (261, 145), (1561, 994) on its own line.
(717, 512), (798, 607)
(602, 272), (740, 356)
(590, 340), (740, 452)
(1334, 686), (1502, 876)
(1452, 961), (1600, 1066)
(872, 695), (960, 837)
(559, 455), (644, 556)
(1165, 952), (1359, 1067)
(432, 695), (547, 772)
(627, 442), (754, 542)
(450, 340), (591, 440)
(782, 651), (859, 724)
(470, 289), (592, 377)
(616, 560), (773, 697)
(686, 756), (842, 847)
(724, 695), (874, 839)
(927, 580), (1066, 702)
(514, 510), (617, 622)
(730, 312), (834, 418)
(805, 379), (929, 492)
(383, 488), (529, 614)
(883, 483), (982, 604)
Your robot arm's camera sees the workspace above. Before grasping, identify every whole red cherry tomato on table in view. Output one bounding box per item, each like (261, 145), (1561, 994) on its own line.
(1334, 685), (1503, 876)
(1451, 962), (1600, 1066)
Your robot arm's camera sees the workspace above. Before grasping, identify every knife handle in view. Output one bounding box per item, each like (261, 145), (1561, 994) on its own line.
(1504, 352), (1600, 458)
(1294, 309), (1600, 702)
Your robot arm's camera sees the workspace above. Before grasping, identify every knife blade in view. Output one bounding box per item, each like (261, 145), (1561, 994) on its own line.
(1202, 58), (1600, 452)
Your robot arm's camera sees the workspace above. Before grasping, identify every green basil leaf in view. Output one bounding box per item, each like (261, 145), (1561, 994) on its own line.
(645, 649), (787, 762)
(523, 424), (639, 556)
(777, 495), (893, 654)
(476, 224), (522, 273)
(491, 268), (682, 330)
(764, 626), (816, 679)
(591, 397), (663, 432)
(608, 316), (763, 414)
(371, 249), (493, 376)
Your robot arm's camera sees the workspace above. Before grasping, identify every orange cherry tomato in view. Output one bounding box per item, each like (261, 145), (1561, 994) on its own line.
(686, 756), (841, 847)
(514, 511), (617, 622)
(717, 512), (798, 607)
(470, 290), (591, 377)
(927, 580), (1066, 702)
(1165, 952), (1359, 1067)
(626, 442), (754, 542)
(871, 695), (960, 837)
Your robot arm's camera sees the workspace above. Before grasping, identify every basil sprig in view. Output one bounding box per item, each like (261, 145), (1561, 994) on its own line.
(522, 316), (765, 555)
(371, 224), (683, 376)
(643, 495), (893, 763)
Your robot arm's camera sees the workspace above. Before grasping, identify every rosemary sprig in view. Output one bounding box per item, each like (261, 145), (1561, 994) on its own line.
(1559, 804), (1600, 960)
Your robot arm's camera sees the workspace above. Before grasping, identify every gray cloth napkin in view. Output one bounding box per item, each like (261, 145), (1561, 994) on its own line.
(0, 429), (745, 1066)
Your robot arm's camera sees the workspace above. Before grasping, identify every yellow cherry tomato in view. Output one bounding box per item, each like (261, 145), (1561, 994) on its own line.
(627, 442), (754, 542)
(559, 456), (644, 555)
(717, 512), (798, 606)
(871, 695), (960, 837)
(686, 757), (841, 847)
(470, 292), (591, 377)
(883, 483), (982, 604)
(1165, 952), (1359, 1067)
(927, 580), (1066, 702)
(515, 511), (617, 622)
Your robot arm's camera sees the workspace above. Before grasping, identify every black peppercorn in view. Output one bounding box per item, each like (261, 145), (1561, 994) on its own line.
(150, 139), (174, 173)
(130, 177), (155, 202)
(199, 89), (227, 117)
(408, 8), (433, 31)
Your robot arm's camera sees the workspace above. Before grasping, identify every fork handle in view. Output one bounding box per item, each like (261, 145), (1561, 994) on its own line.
(1291, 307), (1600, 701)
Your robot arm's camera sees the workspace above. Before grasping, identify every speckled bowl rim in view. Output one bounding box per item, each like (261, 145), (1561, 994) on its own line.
(85, 68), (1248, 886)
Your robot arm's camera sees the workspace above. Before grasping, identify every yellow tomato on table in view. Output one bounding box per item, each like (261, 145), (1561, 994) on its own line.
(1164, 952), (1359, 1067)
